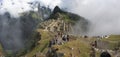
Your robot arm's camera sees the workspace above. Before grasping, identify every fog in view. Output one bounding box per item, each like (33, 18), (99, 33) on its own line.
(40, 0), (120, 36)
(60, 0), (120, 36)
(1, 0), (120, 36)
(0, 12), (24, 52)
(0, 0), (32, 17)
(0, 0), (120, 54)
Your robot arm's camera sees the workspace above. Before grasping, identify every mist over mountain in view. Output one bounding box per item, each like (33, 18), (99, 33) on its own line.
(0, 0), (119, 54)
(0, 11), (39, 55)
(0, 0), (120, 57)
(0, 12), (23, 52)
(0, 6), (46, 55)
(60, 0), (120, 36)
(49, 6), (90, 35)
(0, 2), (89, 54)
(1, 0), (120, 36)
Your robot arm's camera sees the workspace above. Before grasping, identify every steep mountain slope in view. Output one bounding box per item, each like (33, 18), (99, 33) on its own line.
(49, 6), (87, 24)
(0, 5), (90, 57)
(40, 6), (90, 34)
(0, 5), (51, 56)
(25, 6), (91, 57)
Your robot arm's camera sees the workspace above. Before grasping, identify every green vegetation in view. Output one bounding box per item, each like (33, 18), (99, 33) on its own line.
(1, 6), (120, 57)
(49, 6), (86, 25)
(31, 13), (40, 20)
(25, 29), (54, 57)
(103, 35), (120, 41)
(0, 44), (3, 52)
(62, 13), (77, 24)
(102, 35), (120, 50)
(0, 44), (3, 55)
(52, 37), (101, 57)
(61, 39), (90, 57)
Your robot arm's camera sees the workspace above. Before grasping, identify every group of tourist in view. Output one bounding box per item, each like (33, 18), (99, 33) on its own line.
(48, 32), (70, 48)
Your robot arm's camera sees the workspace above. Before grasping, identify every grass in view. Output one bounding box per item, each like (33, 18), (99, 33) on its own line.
(0, 44), (3, 51)
(102, 35), (120, 50)
(25, 29), (100, 57)
(53, 38), (100, 57)
(0, 44), (4, 56)
(24, 33), (120, 57)
(25, 29), (54, 57)
(103, 35), (120, 41)
(61, 13), (76, 25)
(25, 29), (120, 57)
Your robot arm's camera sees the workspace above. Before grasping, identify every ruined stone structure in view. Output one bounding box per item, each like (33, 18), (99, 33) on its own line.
(39, 18), (72, 34)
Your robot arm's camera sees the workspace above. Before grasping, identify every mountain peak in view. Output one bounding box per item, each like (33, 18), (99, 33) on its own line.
(53, 6), (62, 14)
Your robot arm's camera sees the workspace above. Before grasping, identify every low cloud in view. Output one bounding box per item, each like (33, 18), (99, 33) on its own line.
(60, 0), (120, 36)
(0, 0), (120, 36)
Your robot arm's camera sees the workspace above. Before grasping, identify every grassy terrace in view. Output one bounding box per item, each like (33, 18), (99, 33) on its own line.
(25, 29), (102, 57)
(26, 29), (54, 57)
(102, 35), (120, 50)
(25, 29), (120, 57)
(53, 39), (91, 57)
(103, 35), (120, 41)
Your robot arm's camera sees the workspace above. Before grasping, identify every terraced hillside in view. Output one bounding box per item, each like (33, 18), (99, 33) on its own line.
(25, 6), (120, 57)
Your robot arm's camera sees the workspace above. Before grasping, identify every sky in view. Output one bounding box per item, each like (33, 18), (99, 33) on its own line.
(0, 0), (33, 17)
(0, 0), (120, 36)
(61, 0), (120, 36)
(0, 0), (2, 1)
(0, 0), (61, 17)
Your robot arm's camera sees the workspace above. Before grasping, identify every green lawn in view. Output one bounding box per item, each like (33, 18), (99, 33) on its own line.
(0, 44), (3, 55)
(102, 35), (120, 50)
(25, 29), (54, 57)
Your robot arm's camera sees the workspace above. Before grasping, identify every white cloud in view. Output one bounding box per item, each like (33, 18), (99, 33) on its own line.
(0, 0), (61, 17)
(0, 0), (33, 17)
(60, 0), (120, 36)
(38, 0), (61, 9)
(1, 0), (120, 35)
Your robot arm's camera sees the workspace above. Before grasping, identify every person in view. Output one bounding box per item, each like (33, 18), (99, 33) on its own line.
(46, 48), (52, 57)
(94, 40), (97, 48)
(52, 39), (55, 45)
(66, 35), (69, 41)
(62, 35), (66, 41)
(90, 47), (96, 57)
(48, 40), (52, 47)
(100, 51), (111, 57)
(114, 47), (119, 54)
(54, 35), (58, 44)
(90, 42), (95, 47)
(84, 35), (88, 38)
(36, 32), (41, 41)
(90, 51), (95, 57)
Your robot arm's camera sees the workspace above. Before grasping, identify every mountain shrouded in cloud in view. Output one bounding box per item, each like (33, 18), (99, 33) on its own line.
(60, 0), (120, 36)
(0, 0), (120, 35)
(0, 0), (120, 56)
(0, 0), (61, 17)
